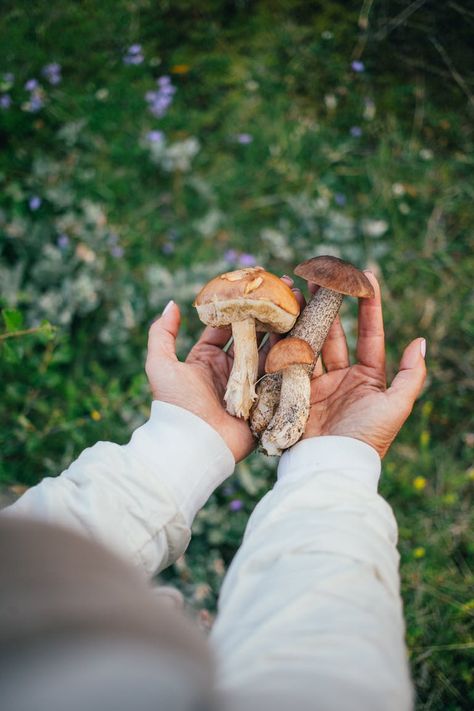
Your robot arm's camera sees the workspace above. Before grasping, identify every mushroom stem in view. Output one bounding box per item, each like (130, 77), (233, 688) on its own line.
(260, 365), (311, 456)
(291, 288), (343, 349)
(251, 288), (343, 439)
(224, 318), (258, 419)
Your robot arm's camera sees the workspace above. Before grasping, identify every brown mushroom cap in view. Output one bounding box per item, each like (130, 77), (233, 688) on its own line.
(194, 267), (300, 333)
(294, 256), (375, 298)
(265, 337), (314, 374)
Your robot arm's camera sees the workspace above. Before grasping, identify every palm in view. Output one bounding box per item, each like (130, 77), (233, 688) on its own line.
(146, 312), (256, 463)
(300, 271), (426, 458)
(305, 364), (399, 457)
(185, 341), (254, 461)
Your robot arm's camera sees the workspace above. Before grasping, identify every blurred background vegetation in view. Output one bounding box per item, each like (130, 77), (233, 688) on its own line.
(0, 1), (473, 707)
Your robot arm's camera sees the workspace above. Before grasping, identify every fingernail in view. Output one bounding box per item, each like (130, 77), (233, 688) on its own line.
(163, 300), (174, 315)
(281, 274), (294, 285)
(420, 338), (426, 358)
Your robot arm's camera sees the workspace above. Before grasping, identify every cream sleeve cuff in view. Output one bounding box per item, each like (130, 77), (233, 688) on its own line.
(277, 436), (381, 491)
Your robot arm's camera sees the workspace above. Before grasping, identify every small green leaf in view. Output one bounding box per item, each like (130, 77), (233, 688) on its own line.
(37, 320), (56, 343)
(2, 309), (24, 333)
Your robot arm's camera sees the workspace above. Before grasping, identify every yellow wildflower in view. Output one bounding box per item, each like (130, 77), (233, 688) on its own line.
(90, 410), (102, 421)
(460, 599), (474, 614)
(413, 547), (426, 559)
(171, 64), (190, 74)
(420, 430), (430, 447)
(422, 401), (433, 417)
(413, 476), (427, 491)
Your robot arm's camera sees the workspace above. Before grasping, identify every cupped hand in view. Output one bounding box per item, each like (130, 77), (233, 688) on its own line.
(303, 272), (427, 458)
(145, 279), (304, 463)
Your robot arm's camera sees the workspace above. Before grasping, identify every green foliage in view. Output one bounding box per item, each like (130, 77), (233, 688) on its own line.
(0, 2), (473, 708)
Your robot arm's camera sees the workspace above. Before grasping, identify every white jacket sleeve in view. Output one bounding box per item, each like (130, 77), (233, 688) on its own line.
(4, 401), (235, 577)
(211, 437), (413, 711)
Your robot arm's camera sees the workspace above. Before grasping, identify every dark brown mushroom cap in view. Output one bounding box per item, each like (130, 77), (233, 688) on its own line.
(294, 256), (375, 298)
(265, 337), (314, 374)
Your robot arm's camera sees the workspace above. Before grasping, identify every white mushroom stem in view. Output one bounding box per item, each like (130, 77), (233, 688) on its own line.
(260, 365), (311, 456)
(251, 288), (343, 439)
(224, 318), (258, 419)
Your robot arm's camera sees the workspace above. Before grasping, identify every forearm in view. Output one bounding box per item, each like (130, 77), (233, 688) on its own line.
(4, 402), (235, 577)
(211, 437), (412, 710)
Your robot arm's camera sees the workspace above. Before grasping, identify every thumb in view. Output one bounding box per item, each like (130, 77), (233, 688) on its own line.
(147, 300), (181, 361)
(387, 338), (427, 414)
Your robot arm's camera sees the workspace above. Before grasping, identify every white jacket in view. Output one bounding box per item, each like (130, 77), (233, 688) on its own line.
(6, 401), (413, 710)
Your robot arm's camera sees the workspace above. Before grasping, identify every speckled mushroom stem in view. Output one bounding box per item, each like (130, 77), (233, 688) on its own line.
(224, 318), (259, 419)
(250, 287), (343, 440)
(260, 364), (311, 456)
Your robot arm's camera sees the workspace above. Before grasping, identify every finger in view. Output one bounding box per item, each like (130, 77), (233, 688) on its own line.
(147, 300), (181, 361)
(387, 338), (427, 413)
(308, 283), (319, 296)
(321, 315), (349, 371)
(356, 271), (385, 373)
(196, 324), (232, 349)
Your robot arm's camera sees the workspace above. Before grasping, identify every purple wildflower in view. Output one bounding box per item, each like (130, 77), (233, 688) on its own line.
(334, 192), (347, 206)
(145, 77), (176, 118)
(0, 94), (11, 109)
(239, 253), (257, 267)
(29, 196), (42, 211)
(123, 44), (144, 65)
(224, 249), (238, 263)
(162, 242), (174, 255)
(223, 484), (236, 496)
(57, 234), (70, 249)
(110, 245), (124, 258)
(146, 130), (164, 143)
(25, 78), (39, 92)
(351, 60), (365, 73)
(107, 233), (119, 246)
(42, 63), (62, 85)
(237, 133), (253, 144)
(2, 72), (14, 84)
(124, 54), (144, 65)
(350, 126), (362, 138)
(229, 499), (243, 512)
(29, 92), (44, 112)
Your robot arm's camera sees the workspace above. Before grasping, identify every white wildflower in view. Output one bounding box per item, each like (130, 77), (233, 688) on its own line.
(361, 219), (389, 238)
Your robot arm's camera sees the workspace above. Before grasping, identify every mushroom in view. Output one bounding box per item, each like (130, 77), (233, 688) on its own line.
(260, 338), (314, 456)
(194, 266), (300, 419)
(251, 256), (375, 451)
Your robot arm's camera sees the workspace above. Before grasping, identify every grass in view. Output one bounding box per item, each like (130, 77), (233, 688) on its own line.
(0, 2), (473, 707)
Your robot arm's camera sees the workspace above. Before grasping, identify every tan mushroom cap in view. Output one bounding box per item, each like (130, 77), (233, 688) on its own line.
(265, 337), (314, 374)
(194, 266), (300, 333)
(294, 256), (375, 298)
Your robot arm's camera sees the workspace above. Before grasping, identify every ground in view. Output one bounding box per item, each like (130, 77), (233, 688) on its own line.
(0, 2), (473, 708)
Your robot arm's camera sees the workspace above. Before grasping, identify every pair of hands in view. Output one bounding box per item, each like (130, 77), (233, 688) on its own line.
(146, 273), (427, 462)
